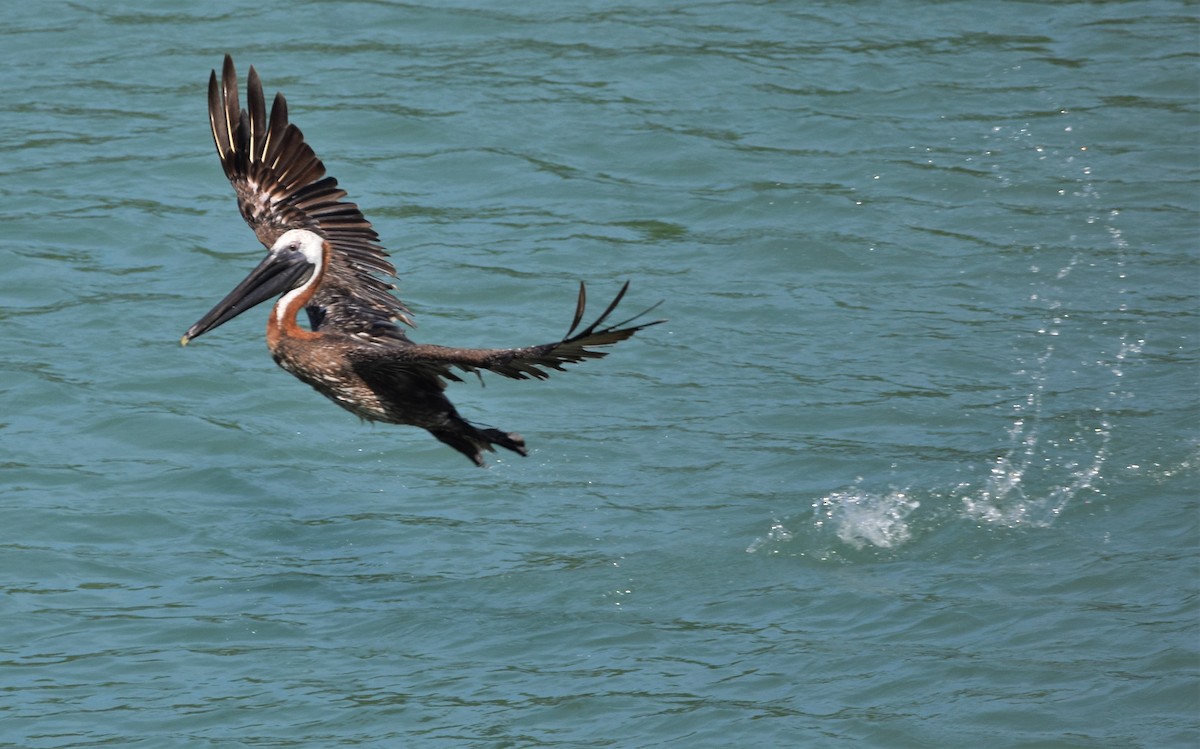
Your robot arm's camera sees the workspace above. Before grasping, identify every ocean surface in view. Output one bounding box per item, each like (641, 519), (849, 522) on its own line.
(1, 1), (1197, 747)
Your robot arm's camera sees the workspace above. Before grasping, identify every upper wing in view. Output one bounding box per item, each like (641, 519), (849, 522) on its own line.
(356, 282), (664, 382)
(208, 54), (413, 333)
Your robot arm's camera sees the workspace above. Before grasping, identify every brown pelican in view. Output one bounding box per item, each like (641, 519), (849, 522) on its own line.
(181, 56), (662, 466)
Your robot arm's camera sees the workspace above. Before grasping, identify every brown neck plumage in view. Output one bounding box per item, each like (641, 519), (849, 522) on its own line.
(266, 241), (328, 348)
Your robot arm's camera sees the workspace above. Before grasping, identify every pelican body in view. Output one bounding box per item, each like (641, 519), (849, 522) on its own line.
(182, 57), (661, 466)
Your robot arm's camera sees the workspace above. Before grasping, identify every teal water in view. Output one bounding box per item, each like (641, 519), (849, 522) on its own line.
(2, 1), (1197, 747)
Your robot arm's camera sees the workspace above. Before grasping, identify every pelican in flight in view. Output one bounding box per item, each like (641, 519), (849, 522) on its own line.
(182, 56), (662, 466)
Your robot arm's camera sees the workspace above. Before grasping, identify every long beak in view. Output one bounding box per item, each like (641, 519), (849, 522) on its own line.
(180, 250), (313, 345)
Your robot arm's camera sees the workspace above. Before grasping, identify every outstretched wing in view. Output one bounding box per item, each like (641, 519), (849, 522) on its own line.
(352, 282), (664, 384)
(208, 54), (413, 334)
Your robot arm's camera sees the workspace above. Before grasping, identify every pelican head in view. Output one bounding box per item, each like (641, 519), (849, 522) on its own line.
(181, 228), (325, 345)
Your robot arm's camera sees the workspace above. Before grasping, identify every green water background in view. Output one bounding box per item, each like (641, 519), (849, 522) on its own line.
(1, 2), (1197, 746)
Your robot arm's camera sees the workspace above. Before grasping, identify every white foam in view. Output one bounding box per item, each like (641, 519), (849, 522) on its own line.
(814, 487), (920, 550)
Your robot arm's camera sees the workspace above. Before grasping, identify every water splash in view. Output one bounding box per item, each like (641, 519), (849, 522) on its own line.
(957, 294), (1115, 526)
(965, 111), (1141, 526)
(746, 486), (920, 554)
(813, 486), (920, 550)
(959, 399), (1111, 529)
(957, 180), (1137, 527)
(744, 517), (793, 554)
(749, 119), (1145, 552)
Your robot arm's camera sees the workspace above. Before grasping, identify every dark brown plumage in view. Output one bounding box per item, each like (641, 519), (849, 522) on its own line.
(183, 56), (663, 466)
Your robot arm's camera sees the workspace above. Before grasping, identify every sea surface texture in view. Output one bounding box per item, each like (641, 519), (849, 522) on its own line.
(1, 2), (1197, 747)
